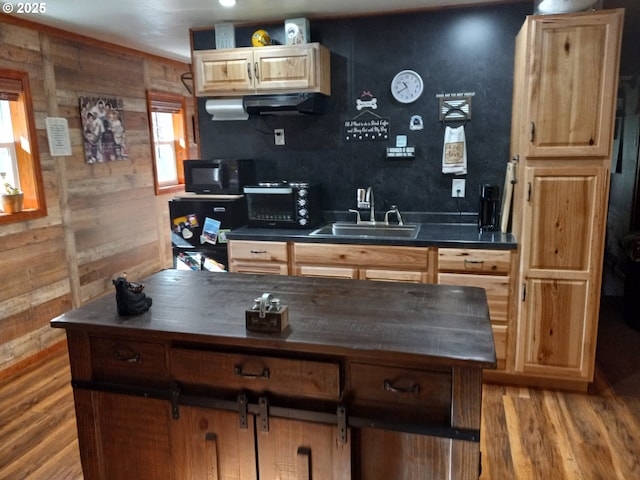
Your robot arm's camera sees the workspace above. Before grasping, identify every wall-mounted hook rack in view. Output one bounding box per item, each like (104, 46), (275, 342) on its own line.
(437, 92), (475, 122)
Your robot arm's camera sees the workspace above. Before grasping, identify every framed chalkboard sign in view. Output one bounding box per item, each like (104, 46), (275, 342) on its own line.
(344, 112), (390, 142)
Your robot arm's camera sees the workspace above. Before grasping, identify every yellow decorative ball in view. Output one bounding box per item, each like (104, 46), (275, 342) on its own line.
(252, 29), (271, 47)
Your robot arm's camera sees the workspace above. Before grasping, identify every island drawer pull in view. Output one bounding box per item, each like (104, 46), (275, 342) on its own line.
(250, 249), (267, 254)
(112, 346), (141, 363)
(234, 365), (270, 379)
(383, 379), (420, 394)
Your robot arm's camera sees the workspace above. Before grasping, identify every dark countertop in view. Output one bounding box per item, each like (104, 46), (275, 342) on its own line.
(51, 270), (496, 368)
(226, 222), (517, 249)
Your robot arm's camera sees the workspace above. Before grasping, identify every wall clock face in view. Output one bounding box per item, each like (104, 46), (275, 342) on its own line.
(391, 70), (424, 104)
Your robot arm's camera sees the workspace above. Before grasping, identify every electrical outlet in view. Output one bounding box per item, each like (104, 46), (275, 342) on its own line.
(452, 178), (466, 198)
(274, 128), (285, 145)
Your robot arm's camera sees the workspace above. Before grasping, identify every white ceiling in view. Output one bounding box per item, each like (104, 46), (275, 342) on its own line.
(8, 0), (523, 62)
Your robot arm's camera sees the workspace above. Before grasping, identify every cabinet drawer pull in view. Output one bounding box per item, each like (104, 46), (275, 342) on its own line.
(234, 365), (270, 379)
(204, 433), (220, 479)
(463, 259), (484, 266)
(247, 62), (252, 80)
(250, 250), (267, 254)
(383, 379), (420, 394)
(112, 346), (141, 363)
(297, 447), (311, 480)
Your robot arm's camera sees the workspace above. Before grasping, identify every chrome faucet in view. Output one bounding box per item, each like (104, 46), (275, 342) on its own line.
(352, 187), (376, 223)
(366, 187), (375, 224)
(384, 205), (404, 225)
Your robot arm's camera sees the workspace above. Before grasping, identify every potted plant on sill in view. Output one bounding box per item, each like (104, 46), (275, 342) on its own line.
(1, 172), (24, 214)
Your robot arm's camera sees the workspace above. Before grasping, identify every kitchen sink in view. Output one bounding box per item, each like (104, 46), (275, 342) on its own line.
(310, 222), (421, 239)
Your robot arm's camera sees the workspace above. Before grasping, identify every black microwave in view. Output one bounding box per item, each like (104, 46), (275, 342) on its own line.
(244, 182), (322, 229)
(184, 159), (255, 194)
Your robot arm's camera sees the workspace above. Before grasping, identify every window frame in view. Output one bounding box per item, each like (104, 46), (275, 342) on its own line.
(146, 90), (188, 195)
(0, 69), (47, 225)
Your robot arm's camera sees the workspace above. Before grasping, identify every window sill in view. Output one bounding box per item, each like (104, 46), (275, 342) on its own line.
(156, 184), (185, 196)
(0, 208), (47, 225)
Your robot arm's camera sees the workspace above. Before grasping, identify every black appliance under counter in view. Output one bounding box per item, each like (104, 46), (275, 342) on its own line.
(169, 194), (247, 270)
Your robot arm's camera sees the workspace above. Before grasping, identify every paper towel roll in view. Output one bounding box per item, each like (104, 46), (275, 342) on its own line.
(205, 99), (248, 121)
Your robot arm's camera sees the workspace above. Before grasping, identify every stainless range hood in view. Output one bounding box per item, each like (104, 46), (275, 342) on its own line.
(242, 93), (327, 116)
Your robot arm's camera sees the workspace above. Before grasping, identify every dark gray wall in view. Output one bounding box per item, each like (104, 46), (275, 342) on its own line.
(193, 2), (532, 215)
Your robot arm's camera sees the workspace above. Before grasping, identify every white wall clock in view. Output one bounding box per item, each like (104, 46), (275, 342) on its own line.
(390, 70), (424, 104)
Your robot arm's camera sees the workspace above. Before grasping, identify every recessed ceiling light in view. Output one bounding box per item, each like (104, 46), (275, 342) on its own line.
(219, 0), (236, 7)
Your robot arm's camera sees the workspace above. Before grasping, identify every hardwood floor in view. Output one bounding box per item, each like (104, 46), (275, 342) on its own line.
(1, 346), (639, 479)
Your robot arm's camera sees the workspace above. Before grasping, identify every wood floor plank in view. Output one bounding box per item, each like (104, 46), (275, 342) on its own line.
(480, 385), (515, 479)
(2, 345), (640, 479)
(586, 395), (640, 478)
(541, 390), (582, 479)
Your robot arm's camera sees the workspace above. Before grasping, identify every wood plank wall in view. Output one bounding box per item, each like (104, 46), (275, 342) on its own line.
(0, 14), (197, 374)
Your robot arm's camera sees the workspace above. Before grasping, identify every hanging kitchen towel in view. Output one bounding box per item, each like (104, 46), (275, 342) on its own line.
(442, 125), (467, 175)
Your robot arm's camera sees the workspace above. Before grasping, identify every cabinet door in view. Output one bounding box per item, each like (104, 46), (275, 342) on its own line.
(230, 261), (289, 275)
(515, 164), (607, 379)
(170, 406), (258, 480)
(257, 417), (351, 480)
(361, 268), (425, 283)
(254, 44), (319, 93)
(521, 10), (622, 157)
(76, 391), (173, 479)
(438, 273), (509, 366)
(297, 264), (359, 279)
(193, 49), (254, 96)
(355, 429), (452, 480)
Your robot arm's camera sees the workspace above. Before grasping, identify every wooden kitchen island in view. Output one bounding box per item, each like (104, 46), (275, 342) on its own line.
(51, 269), (496, 480)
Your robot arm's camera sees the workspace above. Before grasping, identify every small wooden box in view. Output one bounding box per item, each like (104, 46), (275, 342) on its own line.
(245, 306), (289, 333)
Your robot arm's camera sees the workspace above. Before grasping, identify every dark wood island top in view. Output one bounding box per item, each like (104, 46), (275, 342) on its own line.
(52, 269), (496, 480)
(52, 269), (496, 368)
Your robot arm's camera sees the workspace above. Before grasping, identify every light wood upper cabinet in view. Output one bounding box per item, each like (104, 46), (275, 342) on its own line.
(514, 9), (623, 158)
(193, 43), (331, 97)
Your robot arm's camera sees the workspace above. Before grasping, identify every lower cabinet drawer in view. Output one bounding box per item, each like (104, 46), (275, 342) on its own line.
(170, 348), (341, 401)
(349, 363), (452, 424)
(228, 240), (288, 262)
(90, 337), (168, 381)
(438, 248), (511, 274)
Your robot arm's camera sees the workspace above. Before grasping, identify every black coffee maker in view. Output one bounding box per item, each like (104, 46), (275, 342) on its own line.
(479, 184), (500, 231)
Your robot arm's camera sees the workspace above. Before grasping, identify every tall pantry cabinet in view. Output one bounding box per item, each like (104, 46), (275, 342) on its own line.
(510, 9), (624, 388)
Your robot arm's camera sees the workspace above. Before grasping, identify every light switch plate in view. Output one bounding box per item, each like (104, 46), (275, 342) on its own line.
(274, 129), (285, 145)
(452, 178), (465, 197)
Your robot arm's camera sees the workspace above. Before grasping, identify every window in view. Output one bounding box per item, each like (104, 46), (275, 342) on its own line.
(146, 91), (188, 195)
(0, 69), (47, 224)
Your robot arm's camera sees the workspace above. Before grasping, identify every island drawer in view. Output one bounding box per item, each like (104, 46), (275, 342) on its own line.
(348, 362), (452, 423)
(228, 240), (289, 262)
(170, 348), (341, 400)
(438, 248), (511, 274)
(90, 337), (168, 381)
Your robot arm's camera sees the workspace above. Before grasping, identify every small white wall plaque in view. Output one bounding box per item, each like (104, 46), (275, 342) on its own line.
(45, 117), (72, 156)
